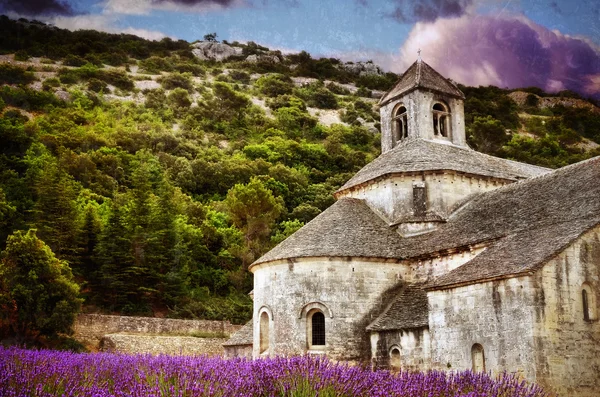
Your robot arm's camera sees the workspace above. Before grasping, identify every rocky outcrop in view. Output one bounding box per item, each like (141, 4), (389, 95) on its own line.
(339, 61), (383, 76)
(245, 54), (280, 64)
(509, 91), (599, 112)
(191, 41), (243, 61)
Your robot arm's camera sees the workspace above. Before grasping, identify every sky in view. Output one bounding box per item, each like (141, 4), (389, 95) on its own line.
(1, 0), (600, 98)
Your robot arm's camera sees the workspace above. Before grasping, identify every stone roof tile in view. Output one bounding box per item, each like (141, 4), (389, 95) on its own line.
(337, 138), (550, 193)
(222, 321), (253, 346)
(251, 198), (406, 267)
(379, 60), (465, 106)
(367, 283), (429, 332)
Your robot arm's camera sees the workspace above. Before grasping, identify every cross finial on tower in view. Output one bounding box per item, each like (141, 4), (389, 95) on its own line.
(417, 48), (422, 62)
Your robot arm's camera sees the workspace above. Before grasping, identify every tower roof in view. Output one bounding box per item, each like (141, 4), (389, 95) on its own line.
(379, 60), (465, 106)
(336, 138), (550, 193)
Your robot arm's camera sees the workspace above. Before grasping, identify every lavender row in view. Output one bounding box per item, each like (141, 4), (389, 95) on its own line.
(0, 347), (550, 397)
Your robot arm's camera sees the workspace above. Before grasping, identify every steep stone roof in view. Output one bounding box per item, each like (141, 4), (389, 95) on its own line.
(222, 321), (253, 347)
(408, 156), (600, 288)
(337, 138), (550, 193)
(251, 198), (406, 267)
(367, 283), (429, 332)
(379, 60), (465, 106)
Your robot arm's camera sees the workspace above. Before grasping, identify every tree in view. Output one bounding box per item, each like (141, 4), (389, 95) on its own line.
(203, 32), (218, 42)
(224, 177), (284, 264)
(468, 116), (510, 155)
(0, 229), (82, 341)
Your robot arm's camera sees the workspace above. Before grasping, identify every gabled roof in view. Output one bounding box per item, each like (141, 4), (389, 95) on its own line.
(367, 283), (429, 332)
(379, 60), (465, 106)
(251, 198), (406, 267)
(337, 138), (550, 193)
(223, 321), (253, 347)
(398, 156), (600, 289)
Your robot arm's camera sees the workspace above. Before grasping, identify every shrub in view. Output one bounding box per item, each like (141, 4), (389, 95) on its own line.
(0, 64), (35, 85)
(167, 88), (192, 110)
(58, 68), (80, 84)
(13, 50), (30, 61)
(63, 54), (87, 67)
(159, 72), (193, 91)
(229, 70), (250, 84)
(139, 56), (173, 74)
(0, 86), (63, 110)
(42, 78), (60, 91)
(295, 83), (338, 109)
(266, 94), (306, 111)
(145, 88), (167, 109)
(87, 78), (108, 93)
(97, 70), (134, 91)
(255, 73), (294, 97)
(173, 63), (205, 76)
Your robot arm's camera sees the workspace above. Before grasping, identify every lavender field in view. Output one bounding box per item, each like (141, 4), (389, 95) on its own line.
(0, 347), (550, 397)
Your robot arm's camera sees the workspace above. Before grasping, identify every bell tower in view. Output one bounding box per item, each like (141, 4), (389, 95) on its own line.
(378, 58), (466, 152)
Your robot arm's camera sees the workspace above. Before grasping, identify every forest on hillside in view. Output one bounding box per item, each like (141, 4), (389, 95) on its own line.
(1, 17), (599, 335)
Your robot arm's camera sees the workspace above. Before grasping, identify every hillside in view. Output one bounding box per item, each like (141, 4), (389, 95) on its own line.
(1, 17), (599, 323)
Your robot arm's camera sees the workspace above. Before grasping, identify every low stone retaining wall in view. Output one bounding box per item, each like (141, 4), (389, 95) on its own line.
(74, 314), (241, 347)
(100, 334), (228, 356)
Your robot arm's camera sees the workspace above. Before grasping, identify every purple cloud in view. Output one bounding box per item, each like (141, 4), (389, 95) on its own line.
(0, 0), (76, 16)
(398, 15), (600, 99)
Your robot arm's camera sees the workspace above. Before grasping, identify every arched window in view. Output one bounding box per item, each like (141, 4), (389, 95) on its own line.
(311, 311), (326, 346)
(471, 344), (485, 372)
(389, 346), (401, 370)
(393, 105), (408, 143)
(307, 309), (325, 348)
(259, 311), (270, 354)
(582, 283), (597, 321)
(432, 102), (451, 138)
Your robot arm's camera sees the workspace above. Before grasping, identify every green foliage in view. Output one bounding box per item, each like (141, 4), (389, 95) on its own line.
(203, 33), (218, 42)
(87, 78), (108, 93)
(64, 55), (88, 67)
(0, 229), (82, 341)
(0, 64), (35, 85)
(139, 56), (173, 74)
(0, 86), (63, 110)
(13, 50), (30, 61)
(295, 82), (338, 109)
(167, 88), (192, 115)
(255, 73), (294, 97)
(158, 72), (193, 91)
(42, 78), (61, 91)
(224, 177), (285, 264)
(468, 116), (509, 155)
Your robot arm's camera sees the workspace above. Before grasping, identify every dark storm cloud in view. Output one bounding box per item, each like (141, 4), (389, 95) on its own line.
(401, 15), (600, 99)
(386, 0), (473, 23)
(151, 0), (238, 5)
(0, 0), (76, 16)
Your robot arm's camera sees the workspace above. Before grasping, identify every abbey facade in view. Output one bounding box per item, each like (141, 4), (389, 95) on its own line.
(224, 60), (600, 397)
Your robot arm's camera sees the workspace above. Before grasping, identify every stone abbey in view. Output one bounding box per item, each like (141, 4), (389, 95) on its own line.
(224, 59), (600, 397)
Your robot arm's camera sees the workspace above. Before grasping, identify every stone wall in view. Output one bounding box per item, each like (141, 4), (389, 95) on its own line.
(100, 334), (228, 356)
(428, 276), (538, 379)
(223, 344), (253, 359)
(250, 257), (409, 362)
(533, 226), (600, 397)
(337, 173), (508, 225)
(370, 328), (431, 371)
(74, 314), (241, 347)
